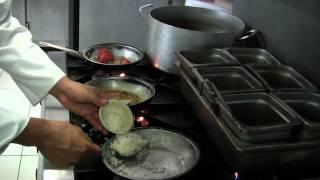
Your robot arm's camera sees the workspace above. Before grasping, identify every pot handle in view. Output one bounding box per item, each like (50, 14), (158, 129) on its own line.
(234, 29), (265, 48)
(139, 4), (154, 17)
(238, 29), (259, 41)
(38, 41), (83, 57)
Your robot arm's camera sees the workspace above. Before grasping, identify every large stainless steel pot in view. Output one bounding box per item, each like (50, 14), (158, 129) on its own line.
(140, 5), (246, 75)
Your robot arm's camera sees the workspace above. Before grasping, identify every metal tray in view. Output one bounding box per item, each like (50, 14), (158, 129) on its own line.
(193, 66), (266, 94)
(272, 92), (320, 140)
(224, 48), (282, 65)
(219, 93), (301, 143)
(180, 70), (320, 172)
(177, 48), (240, 67)
(177, 49), (240, 80)
(246, 64), (318, 92)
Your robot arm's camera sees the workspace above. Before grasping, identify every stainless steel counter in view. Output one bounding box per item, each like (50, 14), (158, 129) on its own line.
(36, 51), (74, 180)
(37, 95), (74, 180)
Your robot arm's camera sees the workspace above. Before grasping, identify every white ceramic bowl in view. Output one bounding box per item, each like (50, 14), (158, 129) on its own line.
(99, 100), (134, 134)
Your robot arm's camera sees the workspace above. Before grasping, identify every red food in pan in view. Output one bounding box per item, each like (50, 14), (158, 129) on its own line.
(120, 56), (130, 65)
(98, 48), (114, 63)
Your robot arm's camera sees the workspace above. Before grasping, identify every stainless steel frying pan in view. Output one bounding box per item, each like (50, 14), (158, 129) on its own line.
(85, 76), (155, 107)
(102, 128), (200, 180)
(39, 41), (144, 67)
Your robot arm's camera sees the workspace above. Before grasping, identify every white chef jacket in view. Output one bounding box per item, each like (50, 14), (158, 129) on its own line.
(0, 0), (65, 151)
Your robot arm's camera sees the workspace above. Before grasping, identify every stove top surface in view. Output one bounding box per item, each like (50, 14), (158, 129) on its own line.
(66, 55), (320, 180)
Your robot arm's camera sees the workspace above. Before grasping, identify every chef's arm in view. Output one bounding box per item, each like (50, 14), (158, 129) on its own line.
(13, 117), (102, 167)
(0, 7), (108, 132)
(0, 107), (101, 167)
(0, 1), (108, 165)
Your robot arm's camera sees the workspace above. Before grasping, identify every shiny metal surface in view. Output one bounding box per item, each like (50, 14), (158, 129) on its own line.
(39, 41), (82, 57)
(37, 95), (74, 180)
(177, 48), (240, 68)
(192, 66), (266, 94)
(246, 64), (318, 92)
(83, 43), (144, 66)
(272, 92), (320, 140)
(224, 47), (282, 65)
(85, 76), (155, 107)
(179, 69), (320, 171)
(79, 0), (185, 51)
(219, 93), (301, 143)
(39, 42), (144, 67)
(102, 128), (200, 180)
(144, 5), (245, 75)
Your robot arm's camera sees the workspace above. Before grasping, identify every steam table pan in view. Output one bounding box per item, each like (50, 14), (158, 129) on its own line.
(218, 93), (301, 143)
(177, 48), (240, 80)
(193, 66), (266, 94)
(246, 64), (318, 92)
(272, 92), (320, 140)
(224, 48), (282, 65)
(180, 71), (320, 171)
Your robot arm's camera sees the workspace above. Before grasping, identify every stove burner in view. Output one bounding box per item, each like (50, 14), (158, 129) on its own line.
(135, 116), (150, 127)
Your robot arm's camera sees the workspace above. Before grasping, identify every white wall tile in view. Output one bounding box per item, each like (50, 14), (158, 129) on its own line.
(22, 146), (38, 156)
(18, 156), (38, 180)
(0, 156), (21, 180)
(2, 143), (22, 156)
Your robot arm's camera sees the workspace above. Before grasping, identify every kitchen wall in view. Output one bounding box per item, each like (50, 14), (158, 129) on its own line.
(11, 0), (70, 47)
(233, 0), (320, 87)
(185, 0), (233, 13)
(78, 0), (185, 51)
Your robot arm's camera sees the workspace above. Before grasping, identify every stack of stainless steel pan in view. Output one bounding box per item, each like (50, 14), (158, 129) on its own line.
(178, 47), (320, 172)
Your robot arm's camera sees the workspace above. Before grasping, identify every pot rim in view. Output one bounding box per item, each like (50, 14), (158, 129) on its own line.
(148, 5), (245, 34)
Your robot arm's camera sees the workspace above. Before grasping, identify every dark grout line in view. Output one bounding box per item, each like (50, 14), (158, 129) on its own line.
(16, 155), (22, 180)
(16, 155), (39, 180)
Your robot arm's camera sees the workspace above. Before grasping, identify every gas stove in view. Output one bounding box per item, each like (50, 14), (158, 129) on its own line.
(66, 54), (320, 180)
(66, 54), (240, 180)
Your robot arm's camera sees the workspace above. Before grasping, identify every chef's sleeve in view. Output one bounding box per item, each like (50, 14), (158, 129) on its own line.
(0, 0), (65, 151)
(0, 15), (65, 105)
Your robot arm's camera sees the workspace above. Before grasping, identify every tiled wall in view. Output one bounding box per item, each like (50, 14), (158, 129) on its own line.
(0, 69), (40, 180)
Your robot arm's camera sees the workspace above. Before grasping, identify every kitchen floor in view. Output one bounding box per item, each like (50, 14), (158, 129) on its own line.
(0, 69), (40, 180)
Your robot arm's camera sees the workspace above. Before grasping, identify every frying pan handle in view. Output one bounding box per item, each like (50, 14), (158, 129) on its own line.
(139, 4), (154, 17)
(38, 41), (83, 57)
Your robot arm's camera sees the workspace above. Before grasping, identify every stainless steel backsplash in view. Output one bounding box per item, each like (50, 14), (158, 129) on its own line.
(233, 0), (320, 88)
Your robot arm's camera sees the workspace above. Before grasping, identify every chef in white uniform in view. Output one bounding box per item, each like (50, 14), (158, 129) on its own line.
(0, 0), (108, 167)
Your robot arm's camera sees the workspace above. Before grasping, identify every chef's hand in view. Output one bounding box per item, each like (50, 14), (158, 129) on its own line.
(50, 76), (108, 134)
(14, 118), (102, 167)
